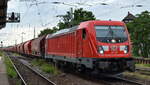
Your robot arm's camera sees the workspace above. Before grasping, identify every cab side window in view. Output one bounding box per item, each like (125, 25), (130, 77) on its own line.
(82, 29), (86, 39)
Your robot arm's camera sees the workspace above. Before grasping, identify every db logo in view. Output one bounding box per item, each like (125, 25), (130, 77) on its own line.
(111, 46), (117, 51)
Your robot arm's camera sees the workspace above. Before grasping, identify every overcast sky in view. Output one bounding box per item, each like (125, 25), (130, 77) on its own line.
(0, 0), (150, 46)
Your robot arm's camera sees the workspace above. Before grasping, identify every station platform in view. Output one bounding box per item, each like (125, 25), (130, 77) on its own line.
(0, 56), (9, 85)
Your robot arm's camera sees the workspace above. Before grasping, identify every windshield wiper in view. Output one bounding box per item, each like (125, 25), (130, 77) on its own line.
(102, 26), (117, 40)
(101, 26), (122, 43)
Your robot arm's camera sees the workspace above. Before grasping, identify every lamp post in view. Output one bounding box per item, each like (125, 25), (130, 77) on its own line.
(15, 40), (17, 45)
(1, 41), (3, 48)
(21, 32), (25, 43)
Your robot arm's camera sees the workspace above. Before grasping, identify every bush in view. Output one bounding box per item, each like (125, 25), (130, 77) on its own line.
(31, 59), (60, 75)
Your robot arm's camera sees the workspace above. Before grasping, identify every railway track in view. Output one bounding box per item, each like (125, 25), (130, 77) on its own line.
(110, 76), (143, 85)
(63, 70), (144, 85)
(86, 73), (144, 85)
(7, 53), (56, 85)
(136, 68), (150, 72)
(136, 68), (150, 76)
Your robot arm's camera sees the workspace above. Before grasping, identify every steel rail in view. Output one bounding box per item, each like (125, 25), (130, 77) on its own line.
(136, 68), (150, 72)
(8, 55), (56, 85)
(112, 76), (143, 85)
(7, 55), (27, 85)
(19, 58), (57, 85)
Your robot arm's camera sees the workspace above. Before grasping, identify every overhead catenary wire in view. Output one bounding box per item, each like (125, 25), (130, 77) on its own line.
(120, 0), (147, 8)
(96, 0), (148, 20)
(3, 0), (150, 46)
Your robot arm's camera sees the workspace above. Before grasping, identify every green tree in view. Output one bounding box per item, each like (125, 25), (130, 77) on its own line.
(72, 8), (96, 25)
(127, 11), (150, 57)
(38, 8), (96, 37)
(38, 27), (58, 37)
(57, 8), (96, 30)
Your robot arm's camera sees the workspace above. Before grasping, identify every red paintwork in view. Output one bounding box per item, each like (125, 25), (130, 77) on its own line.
(46, 32), (76, 57)
(24, 40), (32, 55)
(19, 42), (25, 54)
(16, 44), (21, 53)
(46, 20), (132, 59)
(16, 45), (20, 53)
(31, 35), (46, 57)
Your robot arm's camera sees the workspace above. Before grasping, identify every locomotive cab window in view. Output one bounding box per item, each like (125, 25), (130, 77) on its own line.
(95, 26), (128, 43)
(82, 29), (86, 39)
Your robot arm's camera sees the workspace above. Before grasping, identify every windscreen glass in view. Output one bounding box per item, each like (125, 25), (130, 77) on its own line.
(95, 26), (128, 43)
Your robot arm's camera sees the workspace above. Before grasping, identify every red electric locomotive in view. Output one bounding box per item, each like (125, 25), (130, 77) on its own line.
(45, 20), (135, 73)
(4, 20), (134, 74)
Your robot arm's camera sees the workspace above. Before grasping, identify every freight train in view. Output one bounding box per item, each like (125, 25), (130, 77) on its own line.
(1, 20), (135, 74)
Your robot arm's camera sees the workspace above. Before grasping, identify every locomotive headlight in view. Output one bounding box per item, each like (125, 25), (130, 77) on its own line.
(120, 45), (129, 53)
(98, 46), (109, 54)
(98, 46), (104, 54)
(100, 50), (104, 54)
(124, 50), (127, 54)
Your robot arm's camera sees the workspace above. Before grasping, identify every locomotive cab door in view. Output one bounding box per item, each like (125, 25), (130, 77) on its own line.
(82, 28), (91, 57)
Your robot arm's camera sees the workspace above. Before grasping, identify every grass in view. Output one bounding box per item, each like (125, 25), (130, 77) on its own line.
(133, 56), (141, 58)
(144, 64), (150, 67)
(0, 52), (2, 56)
(136, 64), (150, 68)
(4, 56), (18, 78)
(0, 51), (24, 85)
(31, 59), (60, 75)
(13, 53), (20, 57)
(16, 80), (22, 85)
(0, 51), (17, 78)
(124, 71), (150, 80)
(0, 51), (22, 85)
